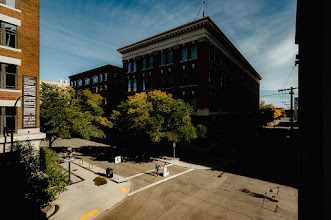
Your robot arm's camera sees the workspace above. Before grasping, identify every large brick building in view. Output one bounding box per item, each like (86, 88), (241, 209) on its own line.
(69, 64), (123, 114)
(117, 16), (262, 127)
(0, 0), (45, 152)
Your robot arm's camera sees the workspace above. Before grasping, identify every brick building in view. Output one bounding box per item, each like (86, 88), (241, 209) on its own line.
(69, 64), (123, 114)
(0, 0), (45, 152)
(117, 16), (262, 127)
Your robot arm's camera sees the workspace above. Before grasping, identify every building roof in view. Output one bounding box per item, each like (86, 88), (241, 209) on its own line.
(117, 16), (262, 81)
(68, 64), (122, 79)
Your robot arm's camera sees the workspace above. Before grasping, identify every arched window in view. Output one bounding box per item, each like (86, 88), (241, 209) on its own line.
(78, 80), (82, 86)
(92, 76), (98, 83)
(85, 78), (90, 85)
(99, 74), (103, 82)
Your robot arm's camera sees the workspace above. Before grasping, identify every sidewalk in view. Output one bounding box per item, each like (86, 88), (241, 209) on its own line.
(50, 159), (130, 220)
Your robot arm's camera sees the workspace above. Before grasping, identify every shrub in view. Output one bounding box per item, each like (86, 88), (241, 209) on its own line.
(93, 176), (107, 186)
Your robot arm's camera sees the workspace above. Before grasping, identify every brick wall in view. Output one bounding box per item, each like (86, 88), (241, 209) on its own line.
(0, 0), (40, 130)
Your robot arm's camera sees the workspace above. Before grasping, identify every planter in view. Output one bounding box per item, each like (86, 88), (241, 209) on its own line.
(40, 203), (58, 219)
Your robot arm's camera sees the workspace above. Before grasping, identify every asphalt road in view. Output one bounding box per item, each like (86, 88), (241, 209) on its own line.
(92, 160), (297, 220)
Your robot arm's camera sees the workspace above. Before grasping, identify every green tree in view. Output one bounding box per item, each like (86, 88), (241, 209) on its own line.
(40, 146), (68, 204)
(40, 83), (112, 146)
(111, 90), (207, 145)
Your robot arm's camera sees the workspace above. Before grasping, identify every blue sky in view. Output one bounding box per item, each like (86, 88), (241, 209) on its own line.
(40, 0), (298, 109)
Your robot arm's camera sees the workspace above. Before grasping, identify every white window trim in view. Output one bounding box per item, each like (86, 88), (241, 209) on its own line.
(0, 45), (22, 52)
(0, 13), (21, 26)
(0, 3), (21, 13)
(0, 99), (21, 107)
(0, 55), (21, 66)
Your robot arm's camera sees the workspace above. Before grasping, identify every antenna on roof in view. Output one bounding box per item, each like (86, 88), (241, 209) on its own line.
(195, 0), (206, 20)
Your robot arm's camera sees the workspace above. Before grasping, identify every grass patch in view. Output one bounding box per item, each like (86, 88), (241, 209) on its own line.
(93, 176), (107, 186)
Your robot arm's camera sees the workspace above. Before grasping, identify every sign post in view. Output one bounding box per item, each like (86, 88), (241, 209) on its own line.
(64, 157), (75, 183)
(115, 156), (121, 180)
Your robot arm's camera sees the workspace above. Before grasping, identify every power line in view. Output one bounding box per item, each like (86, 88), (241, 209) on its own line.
(281, 65), (296, 89)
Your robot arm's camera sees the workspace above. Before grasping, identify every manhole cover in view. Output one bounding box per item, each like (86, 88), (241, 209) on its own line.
(239, 188), (250, 193)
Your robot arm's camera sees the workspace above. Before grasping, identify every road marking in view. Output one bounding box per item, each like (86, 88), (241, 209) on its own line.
(80, 209), (99, 220)
(179, 163), (187, 167)
(119, 186), (128, 192)
(128, 168), (194, 196)
(126, 164), (174, 180)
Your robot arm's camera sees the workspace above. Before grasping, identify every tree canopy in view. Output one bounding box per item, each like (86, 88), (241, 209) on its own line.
(259, 101), (286, 125)
(110, 90), (207, 143)
(40, 83), (112, 146)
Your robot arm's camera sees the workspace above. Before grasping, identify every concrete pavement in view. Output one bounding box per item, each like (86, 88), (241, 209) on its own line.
(49, 158), (130, 220)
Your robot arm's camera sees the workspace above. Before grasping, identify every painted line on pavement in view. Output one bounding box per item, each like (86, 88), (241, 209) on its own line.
(128, 168), (194, 196)
(80, 209), (99, 220)
(126, 164), (174, 180)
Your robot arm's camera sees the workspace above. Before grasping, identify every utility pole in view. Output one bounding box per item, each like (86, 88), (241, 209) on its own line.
(278, 87), (298, 131)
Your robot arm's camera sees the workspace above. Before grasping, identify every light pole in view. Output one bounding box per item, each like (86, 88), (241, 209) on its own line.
(173, 142), (176, 163)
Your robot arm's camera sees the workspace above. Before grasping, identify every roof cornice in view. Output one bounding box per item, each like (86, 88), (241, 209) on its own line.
(117, 17), (210, 54)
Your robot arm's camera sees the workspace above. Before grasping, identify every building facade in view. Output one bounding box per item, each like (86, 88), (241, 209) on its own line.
(40, 79), (69, 89)
(69, 64), (123, 114)
(117, 17), (262, 126)
(0, 0), (45, 152)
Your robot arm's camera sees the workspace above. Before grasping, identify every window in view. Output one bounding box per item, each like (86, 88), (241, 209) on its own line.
(1, 0), (17, 8)
(190, 94), (198, 112)
(78, 80), (82, 86)
(104, 84), (107, 90)
(104, 73), (108, 81)
(161, 52), (165, 66)
(84, 78), (90, 85)
(133, 61), (137, 72)
(168, 51), (173, 64)
(167, 72), (174, 88)
(180, 70), (188, 86)
(92, 76), (98, 83)
(0, 22), (17, 48)
(0, 63), (17, 89)
(143, 58), (146, 69)
(142, 77), (146, 90)
(160, 74), (165, 88)
(71, 81), (73, 87)
(182, 47), (188, 61)
(191, 44), (198, 59)
(190, 67), (198, 85)
(128, 62), (131, 73)
(133, 79), (137, 92)
(99, 74), (103, 82)
(74, 81), (76, 87)
(149, 57), (153, 68)
(0, 107), (17, 135)
(128, 79), (131, 92)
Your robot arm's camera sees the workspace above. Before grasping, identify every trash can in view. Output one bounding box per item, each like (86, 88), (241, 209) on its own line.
(106, 168), (113, 178)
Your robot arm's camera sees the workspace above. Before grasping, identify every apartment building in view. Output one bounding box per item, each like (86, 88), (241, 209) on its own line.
(0, 0), (45, 152)
(69, 64), (123, 114)
(117, 16), (262, 126)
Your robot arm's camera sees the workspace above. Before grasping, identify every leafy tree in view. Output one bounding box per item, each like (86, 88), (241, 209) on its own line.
(40, 146), (69, 204)
(40, 83), (112, 146)
(259, 101), (286, 125)
(111, 90), (207, 145)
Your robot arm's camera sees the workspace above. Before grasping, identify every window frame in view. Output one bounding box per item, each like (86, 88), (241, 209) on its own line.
(0, 21), (17, 49)
(168, 50), (173, 64)
(181, 47), (188, 61)
(191, 44), (198, 59)
(92, 76), (98, 84)
(160, 52), (165, 66)
(1, 0), (17, 9)
(0, 107), (17, 135)
(0, 63), (17, 89)
(84, 78), (90, 85)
